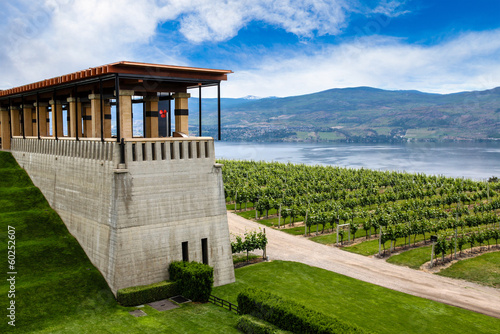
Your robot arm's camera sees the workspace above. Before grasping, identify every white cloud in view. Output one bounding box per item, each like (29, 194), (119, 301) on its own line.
(222, 29), (500, 97)
(0, 0), (360, 88)
(158, 0), (351, 43)
(2, 0), (499, 100)
(0, 0), (180, 88)
(371, 0), (409, 17)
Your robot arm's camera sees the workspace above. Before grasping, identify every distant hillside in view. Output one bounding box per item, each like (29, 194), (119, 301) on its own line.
(188, 86), (500, 142)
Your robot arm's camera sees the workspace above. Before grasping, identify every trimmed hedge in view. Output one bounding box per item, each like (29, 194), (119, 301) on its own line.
(169, 261), (214, 302)
(116, 280), (178, 306)
(237, 288), (370, 334)
(237, 315), (290, 334)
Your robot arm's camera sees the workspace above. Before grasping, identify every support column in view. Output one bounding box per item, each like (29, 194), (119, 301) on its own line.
(173, 92), (190, 135)
(9, 106), (21, 136)
(89, 94), (102, 138)
(31, 106), (37, 137)
(115, 90), (134, 139)
(46, 110), (51, 136)
(144, 96), (159, 138)
(49, 100), (63, 138)
(104, 100), (111, 138)
(82, 103), (91, 138)
(34, 102), (48, 137)
(67, 98), (82, 138)
(66, 106), (71, 137)
(0, 107), (10, 149)
(23, 104), (34, 137)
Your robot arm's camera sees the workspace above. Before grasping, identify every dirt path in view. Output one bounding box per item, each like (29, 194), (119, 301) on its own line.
(228, 212), (500, 318)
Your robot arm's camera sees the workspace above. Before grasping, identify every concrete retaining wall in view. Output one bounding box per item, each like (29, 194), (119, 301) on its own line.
(11, 137), (235, 294)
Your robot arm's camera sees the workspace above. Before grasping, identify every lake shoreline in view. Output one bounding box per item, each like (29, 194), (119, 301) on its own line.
(215, 141), (500, 181)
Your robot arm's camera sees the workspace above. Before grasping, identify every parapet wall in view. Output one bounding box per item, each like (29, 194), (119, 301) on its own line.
(11, 137), (235, 294)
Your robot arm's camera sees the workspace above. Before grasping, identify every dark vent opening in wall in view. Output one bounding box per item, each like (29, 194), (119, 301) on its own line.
(196, 142), (201, 158)
(151, 143), (156, 160)
(188, 142), (192, 159)
(170, 142), (174, 159)
(132, 143), (137, 161)
(182, 241), (189, 262)
(179, 142), (183, 159)
(201, 238), (208, 265)
(204, 141), (209, 158)
(161, 142), (165, 160)
(142, 143), (146, 161)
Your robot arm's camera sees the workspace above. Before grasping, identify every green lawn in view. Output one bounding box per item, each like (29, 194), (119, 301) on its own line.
(386, 242), (499, 271)
(0, 151), (239, 334)
(27, 303), (239, 334)
(387, 245), (433, 269)
(438, 252), (500, 288)
(341, 238), (383, 256)
(213, 261), (500, 334)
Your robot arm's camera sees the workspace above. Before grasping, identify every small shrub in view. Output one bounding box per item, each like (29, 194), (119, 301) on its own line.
(169, 261), (214, 302)
(116, 281), (178, 306)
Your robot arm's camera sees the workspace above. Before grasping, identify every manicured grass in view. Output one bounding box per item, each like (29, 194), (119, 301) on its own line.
(0, 151), (240, 333)
(310, 227), (377, 246)
(235, 209), (258, 220)
(27, 303), (240, 334)
(342, 239), (381, 256)
(342, 234), (432, 256)
(226, 201), (256, 211)
(387, 245), (433, 269)
(213, 261), (500, 334)
(438, 252), (500, 288)
(233, 210), (308, 235)
(386, 241), (499, 270)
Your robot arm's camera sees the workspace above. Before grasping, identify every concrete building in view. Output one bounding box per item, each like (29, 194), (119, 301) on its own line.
(0, 62), (235, 294)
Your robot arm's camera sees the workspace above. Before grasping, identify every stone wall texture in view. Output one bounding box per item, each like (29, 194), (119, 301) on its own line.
(11, 137), (235, 294)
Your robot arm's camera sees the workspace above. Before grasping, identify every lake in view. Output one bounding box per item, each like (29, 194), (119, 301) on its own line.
(214, 141), (500, 180)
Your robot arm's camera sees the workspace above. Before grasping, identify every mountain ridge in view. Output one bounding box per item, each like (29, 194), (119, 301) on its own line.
(188, 85), (499, 142)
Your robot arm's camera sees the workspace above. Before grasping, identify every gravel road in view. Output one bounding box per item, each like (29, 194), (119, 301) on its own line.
(228, 212), (500, 318)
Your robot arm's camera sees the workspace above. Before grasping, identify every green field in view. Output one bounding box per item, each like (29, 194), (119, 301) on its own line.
(0, 151), (239, 334)
(438, 252), (500, 288)
(387, 245), (433, 269)
(213, 261), (500, 334)
(2, 151), (500, 333)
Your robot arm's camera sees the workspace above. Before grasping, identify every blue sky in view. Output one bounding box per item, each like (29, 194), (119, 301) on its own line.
(1, 0), (500, 97)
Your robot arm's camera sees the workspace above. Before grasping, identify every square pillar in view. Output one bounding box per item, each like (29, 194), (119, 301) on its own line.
(67, 98), (82, 138)
(34, 102), (48, 137)
(31, 107), (37, 137)
(0, 107), (10, 149)
(9, 106), (21, 136)
(49, 100), (63, 138)
(89, 94), (102, 138)
(23, 105), (34, 137)
(104, 100), (112, 138)
(116, 90), (134, 139)
(144, 96), (159, 138)
(82, 103), (91, 138)
(173, 92), (190, 135)
(46, 111), (51, 136)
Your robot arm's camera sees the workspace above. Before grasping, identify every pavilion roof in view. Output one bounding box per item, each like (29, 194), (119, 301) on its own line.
(0, 61), (232, 99)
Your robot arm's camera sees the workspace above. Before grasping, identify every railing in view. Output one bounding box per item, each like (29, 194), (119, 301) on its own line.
(123, 138), (214, 163)
(11, 137), (114, 161)
(10, 137), (215, 164)
(208, 295), (239, 314)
